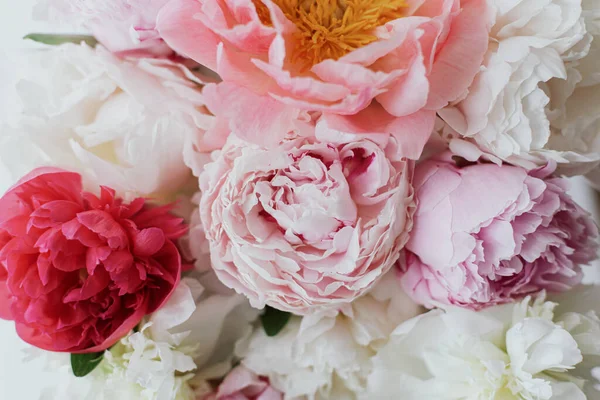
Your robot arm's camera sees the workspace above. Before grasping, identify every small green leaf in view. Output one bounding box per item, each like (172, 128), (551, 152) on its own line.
(71, 352), (104, 378)
(24, 33), (98, 47)
(261, 306), (291, 337)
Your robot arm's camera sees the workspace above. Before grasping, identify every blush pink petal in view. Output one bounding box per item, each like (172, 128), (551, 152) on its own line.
(252, 60), (353, 103)
(208, 366), (282, 400)
(203, 82), (303, 146)
(198, 0), (275, 53)
(157, 0), (221, 70)
(425, 0), (491, 110)
(216, 43), (275, 93)
(320, 105), (436, 160)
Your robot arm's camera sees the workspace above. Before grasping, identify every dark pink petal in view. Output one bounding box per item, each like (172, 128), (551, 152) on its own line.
(0, 281), (13, 320)
(103, 250), (134, 274)
(0, 168), (185, 353)
(133, 227), (166, 257)
(28, 201), (82, 230)
(63, 269), (111, 303)
(77, 210), (129, 250)
(85, 246), (112, 275)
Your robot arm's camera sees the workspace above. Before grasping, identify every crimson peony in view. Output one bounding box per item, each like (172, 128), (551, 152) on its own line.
(0, 168), (187, 353)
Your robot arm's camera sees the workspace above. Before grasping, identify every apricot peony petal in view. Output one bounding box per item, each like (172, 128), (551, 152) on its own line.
(157, 0), (220, 70)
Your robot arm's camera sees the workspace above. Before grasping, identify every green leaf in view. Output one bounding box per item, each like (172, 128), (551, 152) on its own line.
(24, 33), (98, 47)
(261, 306), (291, 337)
(71, 352), (104, 378)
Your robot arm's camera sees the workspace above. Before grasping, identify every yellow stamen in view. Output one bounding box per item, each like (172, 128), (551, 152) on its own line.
(253, 0), (407, 69)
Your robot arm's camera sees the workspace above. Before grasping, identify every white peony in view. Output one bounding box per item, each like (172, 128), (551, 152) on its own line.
(34, 0), (173, 56)
(365, 290), (600, 399)
(37, 275), (259, 400)
(440, 0), (600, 175)
(236, 273), (422, 399)
(0, 43), (211, 198)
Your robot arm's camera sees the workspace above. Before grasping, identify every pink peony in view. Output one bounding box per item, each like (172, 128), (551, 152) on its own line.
(36, 0), (173, 56)
(203, 366), (282, 400)
(156, 0), (491, 152)
(199, 130), (415, 314)
(0, 168), (187, 353)
(399, 155), (599, 309)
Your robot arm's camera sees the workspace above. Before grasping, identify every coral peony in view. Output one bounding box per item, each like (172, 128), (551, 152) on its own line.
(35, 0), (173, 56)
(399, 154), (599, 309)
(0, 168), (187, 353)
(199, 129), (414, 314)
(156, 0), (491, 152)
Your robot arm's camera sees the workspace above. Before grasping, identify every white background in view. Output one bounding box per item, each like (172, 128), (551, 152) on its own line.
(1, 1), (600, 399)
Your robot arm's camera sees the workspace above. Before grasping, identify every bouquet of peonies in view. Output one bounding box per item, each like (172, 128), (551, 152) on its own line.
(2, 0), (600, 399)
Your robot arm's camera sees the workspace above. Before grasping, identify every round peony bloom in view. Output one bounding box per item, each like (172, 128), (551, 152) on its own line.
(199, 128), (415, 314)
(237, 272), (422, 399)
(364, 292), (600, 399)
(35, 0), (173, 56)
(439, 0), (600, 175)
(399, 154), (599, 309)
(156, 0), (491, 150)
(0, 168), (187, 353)
(0, 44), (212, 199)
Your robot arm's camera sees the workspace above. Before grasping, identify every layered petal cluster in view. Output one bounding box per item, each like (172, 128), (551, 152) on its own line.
(440, 0), (600, 174)
(157, 0), (491, 152)
(237, 274), (421, 399)
(199, 130), (415, 314)
(0, 168), (187, 353)
(399, 155), (599, 309)
(0, 44), (212, 198)
(365, 291), (600, 399)
(35, 0), (173, 56)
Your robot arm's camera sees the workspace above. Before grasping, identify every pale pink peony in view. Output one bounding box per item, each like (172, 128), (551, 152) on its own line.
(0, 168), (187, 353)
(156, 0), (491, 153)
(399, 154), (599, 309)
(199, 129), (415, 314)
(203, 366), (282, 400)
(36, 0), (173, 56)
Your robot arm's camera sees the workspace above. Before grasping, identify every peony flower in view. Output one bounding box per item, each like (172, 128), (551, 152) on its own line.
(203, 366), (282, 400)
(237, 273), (422, 399)
(198, 127), (415, 314)
(156, 0), (491, 152)
(365, 291), (600, 399)
(0, 168), (187, 353)
(34, 0), (173, 56)
(37, 273), (260, 400)
(399, 154), (599, 309)
(439, 0), (600, 175)
(0, 44), (212, 199)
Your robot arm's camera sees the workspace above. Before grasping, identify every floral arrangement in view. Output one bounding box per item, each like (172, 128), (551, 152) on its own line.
(1, 0), (600, 399)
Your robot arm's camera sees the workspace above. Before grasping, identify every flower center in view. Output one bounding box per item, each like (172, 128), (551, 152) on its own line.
(254, 0), (407, 69)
